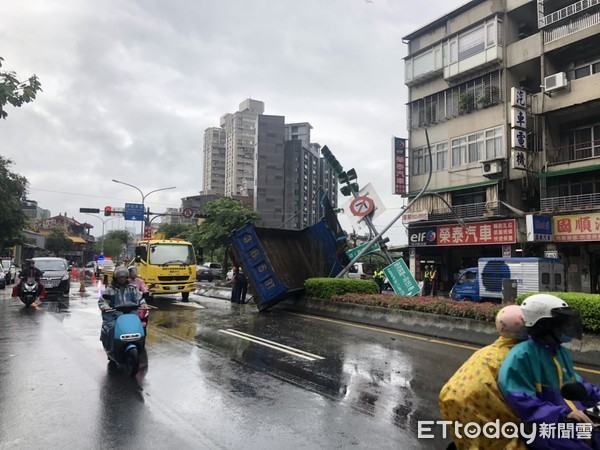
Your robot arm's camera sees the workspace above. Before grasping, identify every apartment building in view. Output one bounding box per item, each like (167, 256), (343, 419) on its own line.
(283, 123), (337, 230)
(403, 0), (600, 293)
(202, 127), (226, 196)
(201, 101), (338, 230)
(220, 99), (265, 198)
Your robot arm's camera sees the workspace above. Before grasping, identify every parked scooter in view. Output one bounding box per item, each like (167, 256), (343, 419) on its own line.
(19, 277), (40, 308)
(100, 300), (147, 377)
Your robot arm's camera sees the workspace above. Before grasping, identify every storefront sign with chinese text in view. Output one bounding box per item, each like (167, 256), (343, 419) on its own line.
(554, 213), (600, 242)
(437, 219), (516, 246)
(526, 214), (553, 242)
(393, 137), (407, 195)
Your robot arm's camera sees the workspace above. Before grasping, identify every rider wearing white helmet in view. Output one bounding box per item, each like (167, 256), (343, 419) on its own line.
(498, 294), (600, 449)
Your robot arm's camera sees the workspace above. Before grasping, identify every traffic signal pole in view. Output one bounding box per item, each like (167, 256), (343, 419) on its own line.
(348, 187), (394, 266)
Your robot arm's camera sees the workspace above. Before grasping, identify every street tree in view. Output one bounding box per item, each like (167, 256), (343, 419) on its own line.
(158, 223), (190, 239)
(104, 229), (130, 246)
(0, 156), (28, 253)
(45, 230), (74, 257)
(0, 56), (42, 120)
(101, 238), (124, 260)
(192, 198), (261, 270)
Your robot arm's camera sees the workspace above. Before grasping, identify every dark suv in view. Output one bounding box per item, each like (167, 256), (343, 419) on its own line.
(33, 257), (71, 297)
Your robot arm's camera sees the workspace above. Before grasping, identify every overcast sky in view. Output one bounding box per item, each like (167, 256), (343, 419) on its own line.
(1, 0), (466, 244)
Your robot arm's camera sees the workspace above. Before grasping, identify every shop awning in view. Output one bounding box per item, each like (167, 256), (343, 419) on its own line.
(68, 236), (87, 244)
(402, 179), (498, 198)
(536, 164), (600, 178)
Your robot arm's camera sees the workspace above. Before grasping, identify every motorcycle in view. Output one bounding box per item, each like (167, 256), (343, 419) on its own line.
(100, 301), (147, 377)
(19, 277), (40, 308)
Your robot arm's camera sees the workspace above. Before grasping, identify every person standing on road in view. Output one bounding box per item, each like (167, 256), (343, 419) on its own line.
(429, 264), (439, 297)
(373, 268), (385, 293)
(235, 268), (248, 304)
(230, 266), (241, 303)
(422, 265), (431, 296)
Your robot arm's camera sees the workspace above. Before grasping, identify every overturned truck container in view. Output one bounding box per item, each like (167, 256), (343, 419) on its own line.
(229, 197), (350, 311)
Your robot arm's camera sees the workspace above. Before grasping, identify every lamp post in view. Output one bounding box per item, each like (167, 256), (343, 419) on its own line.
(112, 179), (176, 237)
(85, 214), (116, 256)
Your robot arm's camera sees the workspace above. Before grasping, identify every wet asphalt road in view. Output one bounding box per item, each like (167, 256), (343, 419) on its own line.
(2, 281), (600, 450)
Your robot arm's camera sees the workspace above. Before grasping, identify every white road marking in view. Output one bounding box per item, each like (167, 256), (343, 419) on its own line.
(218, 329), (324, 361)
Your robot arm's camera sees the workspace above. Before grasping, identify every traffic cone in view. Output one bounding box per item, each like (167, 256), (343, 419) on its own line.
(91, 272), (96, 283)
(79, 278), (86, 293)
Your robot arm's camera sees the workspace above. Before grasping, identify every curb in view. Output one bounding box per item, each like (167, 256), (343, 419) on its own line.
(275, 296), (600, 368)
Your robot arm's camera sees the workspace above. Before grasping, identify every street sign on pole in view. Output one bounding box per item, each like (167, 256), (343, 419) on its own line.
(124, 203), (145, 221)
(346, 242), (380, 260)
(383, 259), (420, 297)
(349, 196), (375, 217)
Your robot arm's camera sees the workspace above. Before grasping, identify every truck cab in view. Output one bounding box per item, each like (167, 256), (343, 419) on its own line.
(450, 268), (480, 302)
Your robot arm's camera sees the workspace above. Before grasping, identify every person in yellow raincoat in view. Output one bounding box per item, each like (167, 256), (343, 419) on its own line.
(439, 305), (528, 450)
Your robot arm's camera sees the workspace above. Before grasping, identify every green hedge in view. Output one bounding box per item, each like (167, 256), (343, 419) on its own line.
(517, 292), (600, 334)
(305, 278), (379, 300)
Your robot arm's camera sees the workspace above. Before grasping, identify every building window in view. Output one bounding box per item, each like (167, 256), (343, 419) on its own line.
(408, 71), (502, 128)
(451, 126), (503, 167)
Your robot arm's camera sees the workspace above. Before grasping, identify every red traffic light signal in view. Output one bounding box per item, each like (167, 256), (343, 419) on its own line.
(104, 206), (112, 216)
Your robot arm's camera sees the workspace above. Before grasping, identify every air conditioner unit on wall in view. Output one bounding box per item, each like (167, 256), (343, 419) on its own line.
(481, 160), (503, 177)
(544, 72), (568, 93)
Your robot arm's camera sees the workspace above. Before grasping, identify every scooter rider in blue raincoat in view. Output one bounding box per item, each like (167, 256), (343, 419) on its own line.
(498, 294), (600, 449)
(98, 266), (148, 349)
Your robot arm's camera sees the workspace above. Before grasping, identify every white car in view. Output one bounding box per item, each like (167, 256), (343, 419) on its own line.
(1, 259), (17, 284)
(202, 262), (223, 279)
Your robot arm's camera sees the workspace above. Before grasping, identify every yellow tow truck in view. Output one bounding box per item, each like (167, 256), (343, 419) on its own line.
(104, 235), (197, 302)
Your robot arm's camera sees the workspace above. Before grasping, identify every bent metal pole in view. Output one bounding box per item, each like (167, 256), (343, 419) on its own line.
(336, 129), (467, 279)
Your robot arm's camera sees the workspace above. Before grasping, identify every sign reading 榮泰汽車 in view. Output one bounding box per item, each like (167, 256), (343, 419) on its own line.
(346, 242), (380, 260)
(383, 259), (420, 297)
(124, 203), (145, 221)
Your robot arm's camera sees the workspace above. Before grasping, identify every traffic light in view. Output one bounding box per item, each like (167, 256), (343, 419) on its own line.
(321, 145), (344, 176)
(340, 183), (360, 197)
(104, 206), (112, 216)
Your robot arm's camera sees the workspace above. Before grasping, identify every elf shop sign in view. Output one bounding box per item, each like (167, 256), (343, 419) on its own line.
(409, 220), (516, 247)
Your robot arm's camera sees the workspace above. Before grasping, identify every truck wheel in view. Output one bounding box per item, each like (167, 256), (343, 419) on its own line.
(459, 297), (471, 302)
(182, 292), (190, 302)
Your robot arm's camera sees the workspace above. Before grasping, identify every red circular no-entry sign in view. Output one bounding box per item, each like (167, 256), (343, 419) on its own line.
(349, 196), (375, 217)
(182, 208), (194, 219)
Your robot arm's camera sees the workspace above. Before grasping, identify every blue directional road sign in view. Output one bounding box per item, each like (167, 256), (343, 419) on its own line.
(124, 203), (145, 221)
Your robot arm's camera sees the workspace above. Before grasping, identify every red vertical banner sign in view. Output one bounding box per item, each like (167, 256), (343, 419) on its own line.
(393, 137), (407, 195)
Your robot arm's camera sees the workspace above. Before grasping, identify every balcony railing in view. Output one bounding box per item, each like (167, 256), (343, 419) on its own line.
(544, 10), (600, 43)
(540, 0), (600, 28)
(546, 139), (600, 165)
(429, 200), (510, 221)
(541, 192), (600, 213)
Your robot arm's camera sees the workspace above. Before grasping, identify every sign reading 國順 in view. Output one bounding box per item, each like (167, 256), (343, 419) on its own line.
(383, 259), (420, 297)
